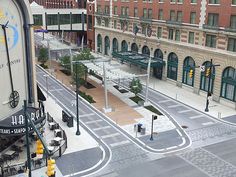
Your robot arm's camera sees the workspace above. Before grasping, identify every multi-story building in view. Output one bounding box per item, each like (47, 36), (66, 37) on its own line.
(30, 0), (87, 45)
(88, 0), (236, 108)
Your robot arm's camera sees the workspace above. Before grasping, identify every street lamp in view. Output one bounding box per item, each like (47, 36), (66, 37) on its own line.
(144, 56), (152, 106)
(73, 61), (81, 135)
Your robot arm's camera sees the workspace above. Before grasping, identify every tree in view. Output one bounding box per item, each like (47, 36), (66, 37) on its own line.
(59, 55), (71, 71)
(72, 49), (94, 86)
(130, 78), (142, 96)
(38, 47), (48, 67)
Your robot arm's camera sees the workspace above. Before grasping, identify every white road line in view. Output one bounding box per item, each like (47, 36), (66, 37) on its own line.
(101, 133), (120, 139)
(110, 140), (130, 147)
(85, 119), (103, 124)
(168, 104), (181, 108)
(189, 115), (204, 119)
(178, 109), (192, 113)
(93, 126), (111, 131)
(158, 100), (171, 103)
(178, 137), (186, 147)
(202, 122), (215, 126)
(80, 113), (95, 118)
(176, 129), (182, 136)
(49, 88), (64, 92)
(166, 146), (178, 150)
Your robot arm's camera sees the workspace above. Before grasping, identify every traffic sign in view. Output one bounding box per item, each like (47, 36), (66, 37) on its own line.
(200, 65), (205, 72)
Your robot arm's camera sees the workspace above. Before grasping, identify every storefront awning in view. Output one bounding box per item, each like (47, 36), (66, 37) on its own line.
(112, 51), (165, 68)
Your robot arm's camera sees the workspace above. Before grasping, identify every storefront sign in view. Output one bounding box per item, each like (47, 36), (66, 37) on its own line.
(0, 107), (46, 135)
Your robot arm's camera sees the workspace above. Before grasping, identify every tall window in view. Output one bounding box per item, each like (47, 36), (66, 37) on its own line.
(190, 12), (196, 24)
(221, 67), (236, 101)
(188, 32), (195, 44)
(175, 30), (180, 41)
(134, 8), (138, 17)
(157, 27), (162, 38)
(230, 15), (236, 28)
(88, 15), (92, 29)
(182, 57), (195, 87)
(178, 0), (183, 3)
(143, 8), (147, 18)
(170, 10), (175, 21)
(105, 6), (109, 14)
(114, 6), (117, 15)
(233, 0), (236, 5)
(169, 29), (174, 40)
(113, 20), (117, 29)
(167, 53), (178, 81)
(205, 34), (216, 48)
(158, 9), (163, 20)
(227, 38), (236, 52)
(148, 9), (152, 19)
(200, 61), (215, 93)
(207, 13), (219, 26)
(177, 11), (183, 22)
(191, 0), (197, 3)
(97, 5), (101, 13)
(209, 0), (219, 4)
(104, 18), (109, 27)
(121, 7), (125, 16)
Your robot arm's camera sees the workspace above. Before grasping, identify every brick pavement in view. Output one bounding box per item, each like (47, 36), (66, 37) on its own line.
(45, 60), (143, 126)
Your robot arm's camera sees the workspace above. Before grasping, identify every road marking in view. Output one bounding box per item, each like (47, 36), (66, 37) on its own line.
(202, 122), (215, 126)
(101, 133), (120, 139)
(80, 113), (95, 118)
(168, 104), (180, 108)
(85, 119), (103, 124)
(189, 115), (204, 119)
(178, 109), (192, 113)
(158, 100), (171, 103)
(49, 88), (64, 92)
(110, 140), (130, 147)
(93, 126), (111, 131)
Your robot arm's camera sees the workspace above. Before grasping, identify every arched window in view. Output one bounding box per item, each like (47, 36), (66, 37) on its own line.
(200, 61), (215, 93)
(104, 36), (110, 55)
(121, 40), (128, 52)
(182, 57), (195, 86)
(112, 38), (118, 52)
(97, 34), (102, 53)
(142, 46), (150, 56)
(154, 49), (163, 60)
(131, 43), (138, 53)
(221, 67), (236, 101)
(167, 52), (178, 81)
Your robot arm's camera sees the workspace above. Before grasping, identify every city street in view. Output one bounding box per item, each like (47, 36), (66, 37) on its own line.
(36, 64), (236, 177)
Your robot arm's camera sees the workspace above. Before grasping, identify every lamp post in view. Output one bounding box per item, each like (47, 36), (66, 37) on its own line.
(144, 56), (152, 106)
(75, 63), (81, 135)
(24, 100), (32, 177)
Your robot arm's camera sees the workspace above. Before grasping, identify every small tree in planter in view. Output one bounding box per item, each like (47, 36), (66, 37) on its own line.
(38, 47), (48, 68)
(59, 55), (71, 75)
(72, 49), (94, 86)
(130, 78), (142, 96)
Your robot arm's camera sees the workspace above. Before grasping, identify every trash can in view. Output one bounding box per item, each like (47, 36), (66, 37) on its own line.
(137, 123), (142, 132)
(140, 127), (146, 135)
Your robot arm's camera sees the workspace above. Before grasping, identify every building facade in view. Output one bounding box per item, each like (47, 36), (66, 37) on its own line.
(30, 0), (87, 46)
(91, 0), (236, 108)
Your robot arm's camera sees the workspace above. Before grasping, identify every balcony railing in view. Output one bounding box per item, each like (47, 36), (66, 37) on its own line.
(166, 20), (182, 26)
(225, 27), (236, 33)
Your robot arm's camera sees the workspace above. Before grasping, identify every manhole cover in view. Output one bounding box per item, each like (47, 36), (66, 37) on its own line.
(181, 125), (188, 129)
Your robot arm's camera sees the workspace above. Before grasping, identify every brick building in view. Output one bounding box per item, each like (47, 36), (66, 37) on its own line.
(88, 0), (236, 107)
